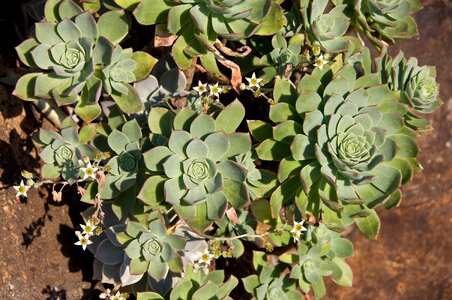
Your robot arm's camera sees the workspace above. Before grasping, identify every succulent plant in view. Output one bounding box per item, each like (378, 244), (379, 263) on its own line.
(349, 0), (421, 44)
(137, 265), (238, 300)
(134, 55), (189, 110)
(252, 64), (420, 230)
(14, 7), (98, 103)
(140, 100), (254, 232)
(83, 203), (144, 287)
(285, 224), (354, 299)
(97, 119), (144, 199)
(122, 217), (186, 285)
(375, 50), (442, 115)
(126, 0), (283, 68)
(14, 0), (155, 121)
(35, 119), (98, 183)
(242, 252), (303, 300)
(300, 0), (355, 53)
(267, 34), (304, 77)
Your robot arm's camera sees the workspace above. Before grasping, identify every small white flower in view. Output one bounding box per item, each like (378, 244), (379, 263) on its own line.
(209, 82), (220, 98)
(193, 81), (208, 95)
(197, 249), (214, 266)
(80, 162), (98, 180)
(80, 221), (97, 236)
(99, 289), (111, 299)
(313, 54), (328, 70)
(245, 72), (263, 88)
(290, 220), (308, 241)
(13, 180), (30, 197)
(74, 232), (92, 251)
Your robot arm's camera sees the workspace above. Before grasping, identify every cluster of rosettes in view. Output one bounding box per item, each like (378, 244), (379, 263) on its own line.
(14, 0), (155, 121)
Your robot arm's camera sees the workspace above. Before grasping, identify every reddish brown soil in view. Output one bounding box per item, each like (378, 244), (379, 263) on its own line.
(0, 1), (450, 299)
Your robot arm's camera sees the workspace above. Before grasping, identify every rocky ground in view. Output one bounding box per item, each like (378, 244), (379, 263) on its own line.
(0, 1), (450, 299)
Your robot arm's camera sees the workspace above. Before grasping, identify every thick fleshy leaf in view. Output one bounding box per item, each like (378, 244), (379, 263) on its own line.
(186, 139), (209, 159)
(12, 73), (41, 101)
(206, 192), (228, 220)
(190, 114), (216, 138)
(222, 179), (249, 209)
(133, 0), (172, 25)
(204, 132), (229, 161)
(138, 175), (167, 208)
(97, 10), (131, 45)
(215, 99), (245, 134)
(108, 129), (129, 154)
(149, 107), (175, 137)
(111, 83), (144, 113)
(247, 120), (273, 142)
(132, 51), (158, 81)
(355, 209), (380, 240)
(256, 139), (291, 161)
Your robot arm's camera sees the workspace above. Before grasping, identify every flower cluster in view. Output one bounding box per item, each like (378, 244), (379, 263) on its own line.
(74, 219), (99, 251)
(193, 249), (215, 274)
(99, 289), (129, 300)
(192, 81), (229, 112)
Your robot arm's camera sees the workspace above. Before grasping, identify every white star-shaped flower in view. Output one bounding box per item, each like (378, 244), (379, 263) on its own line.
(245, 72), (263, 88)
(80, 221), (97, 236)
(290, 220), (308, 241)
(313, 54), (328, 70)
(193, 81), (208, 95)
(13, 180), (30, 197)
(209, 82), (220, 98)
(197, 249), (214, 266)
(74, 232), (92, 251)
(99, 289), (111, 299)
(80, 162), (98, 180)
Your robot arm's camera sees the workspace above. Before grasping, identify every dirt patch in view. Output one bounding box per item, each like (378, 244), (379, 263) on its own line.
(0, 1), (450, 300)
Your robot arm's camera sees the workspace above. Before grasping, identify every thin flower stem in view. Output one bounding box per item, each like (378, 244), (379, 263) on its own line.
(201, 232), (269, 242)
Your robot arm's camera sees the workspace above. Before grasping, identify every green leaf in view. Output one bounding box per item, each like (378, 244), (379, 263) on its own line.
(190, 113), (216, 138)
(192, 282), (217, 300)
(75, 77), (102, 122)
(58, 0), (83, 20)
(97, 10), (131, 45)
(133, 0), (172, 25)
(137, 292), (164, 300)
(148, 107), (175, 137)
(41, 163), (61, 180)
(355, 209), (380, 240)
(35, 74), (67, 98)
(331, 257), (353, 287)
(256, 2), (285, 35)
(273, 78), (297, 104)
(132, 51), (158, 81)
(108, 129), (129, 154)
(80, 181), (97, 204)
(111, 83), (144, 114)
(222, 179), (249, 209)
(242, 275), (260, 294)
(247, 120), (273, 142)
(44, 0), (62, 22)
(270, 175), (300, 217)
(330, 238), (354, 257)
(148, 257), (169, 280)
(215, 99), (245, 134)
(114, 0), (141, 10)
(269, 103), (298, 123)
(15, 38), (39, 68)
(13, 73), (40, 101)
(256, 139), (291, 161)
(78, 124), (97, 144)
